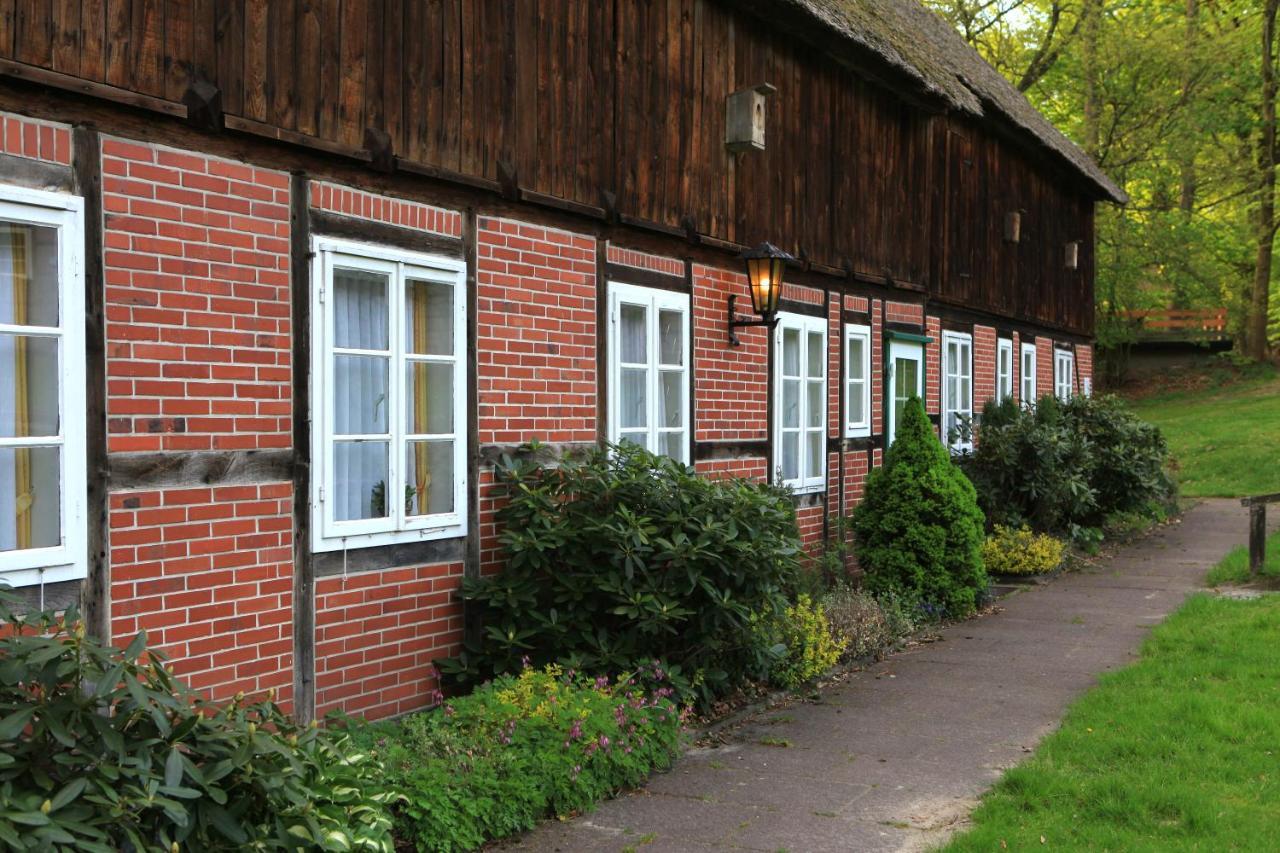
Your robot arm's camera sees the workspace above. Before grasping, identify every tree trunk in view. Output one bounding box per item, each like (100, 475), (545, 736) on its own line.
(1178, 0), (1199, 217)
(1249, 0), (1279, 361)
(1081, 0), (1102, 160)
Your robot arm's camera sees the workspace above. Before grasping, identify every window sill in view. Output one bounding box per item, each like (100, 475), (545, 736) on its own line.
(312, 519), (467, 554)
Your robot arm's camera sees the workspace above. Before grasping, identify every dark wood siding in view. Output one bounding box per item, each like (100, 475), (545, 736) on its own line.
(0, 0), (1097, 334)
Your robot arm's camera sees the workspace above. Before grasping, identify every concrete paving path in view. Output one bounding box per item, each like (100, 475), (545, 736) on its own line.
(511, 499), (1273, 852)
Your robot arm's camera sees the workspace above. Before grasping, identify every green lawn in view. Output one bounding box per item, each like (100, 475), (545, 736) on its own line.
(1204, 531), (1280, 586)
(943, 594), (1280, 851)
(1128, 373), (1280, 498)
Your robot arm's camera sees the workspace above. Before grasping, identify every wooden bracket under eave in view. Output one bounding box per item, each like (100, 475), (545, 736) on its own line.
(182, 77), (223, 133)
(363, 127), (395, 173)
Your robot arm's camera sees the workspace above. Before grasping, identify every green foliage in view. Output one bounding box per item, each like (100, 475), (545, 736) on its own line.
(852, 398), (988, 619)
(356, 664), (681, 852)
(441, 442), (802, 707)
(962, 394), (1173, 532)
(754, 595), (846, 688)
(0, 598), (396, 852)
(981, 525), (1066, 576)
(820, 586), (918, 662)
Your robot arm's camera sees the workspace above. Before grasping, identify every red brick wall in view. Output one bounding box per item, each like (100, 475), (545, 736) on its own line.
(870, 299), (884, 436)
(1076, 343), (1093, 394)
(1011, 331), (1021, 405)
(974, 325), (997, 410)
(1036, 336), (1054, 398)
(693, 263), (768, 443)
(476, 218), (597, 446)
(102, 139), (291, 453)
(0, 111), (71, 164)
(309, 180), (461, 237)
(314, 564), (463, 719)
(693, 457), (768, 481)
(606, 243), (684, 277)
(925, 316), (942, 417)
(108, 484), (294, 706)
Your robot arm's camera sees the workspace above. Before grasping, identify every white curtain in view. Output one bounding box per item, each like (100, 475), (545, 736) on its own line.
(333, 269), (389, 522)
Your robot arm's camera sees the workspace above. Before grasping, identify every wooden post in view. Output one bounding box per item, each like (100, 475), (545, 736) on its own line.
(1250, 503), (1267, 578)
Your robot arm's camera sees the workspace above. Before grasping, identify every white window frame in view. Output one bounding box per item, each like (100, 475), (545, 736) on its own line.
(310, 236), (467, 552)
(844, 323), (871, 438)
(606, 282), (691, 463)
(773, 311), (827, 493)
(1055, 347), (1075, 401)
(941, 330), (973, 452)
(1020, 342), (1037, 406)
(0, 185), (86, 588)
(996, 338), (1014, 403)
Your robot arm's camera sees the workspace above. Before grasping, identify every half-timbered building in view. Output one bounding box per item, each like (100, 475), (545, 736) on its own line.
(0, 0), (1123, 721)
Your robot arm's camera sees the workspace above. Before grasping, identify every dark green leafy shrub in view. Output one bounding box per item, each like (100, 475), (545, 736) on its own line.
(852, 398), (988, 619)
(961, 394), (1173, 532)
(0, 599), (396, 852)
(356, 663), (681, 852)
(441, 442), (802, 706)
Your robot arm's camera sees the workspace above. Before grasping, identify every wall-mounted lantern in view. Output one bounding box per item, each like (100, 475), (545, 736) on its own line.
(1004, 210), (1022, 244)
(728, 242), (792, 346)
(1064, 240), (1080, 270)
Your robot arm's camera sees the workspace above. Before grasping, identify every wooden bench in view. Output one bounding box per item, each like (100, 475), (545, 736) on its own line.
(1241, 493), (1280, 576)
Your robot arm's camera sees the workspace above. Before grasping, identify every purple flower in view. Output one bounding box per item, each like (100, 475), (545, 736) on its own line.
(598, 734), (610, 749)
(521, 655), (532, 670)
(595, 675), (610, 689)
(568, 720), (582, 740)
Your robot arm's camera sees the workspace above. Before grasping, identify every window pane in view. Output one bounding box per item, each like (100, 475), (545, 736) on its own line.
(659, 370), (683, 428)
(620, 367), (647, 429)
(334, 354), (389, 435)
(0, 223), (59, 328)
(807, 380), (823, 427)
(0, 445), (60, 552)
(781, 431), (799, 481)
(660, 431), (685, 462)
(0, 334), (58, 438)
(782, 327), (799, 376)
(807, 431), (823, 478)
(334, 267), (389, 350)
(961, 378), (970, 409)
(896, 357), (919, 401)
(658, 310), (683, 366)
(848, 380), (865, 425)
(848, 338), (864, 381)
(782, 378), (800, 428)
(405, 362), (453, 435)
(806, 331), (823, 378)
(333, 441), (390, 521)
(619, 431), (648, 451)
(620, 304), (647, 363)
(406, 439), (454, 516)
(405, 278), (453, 356)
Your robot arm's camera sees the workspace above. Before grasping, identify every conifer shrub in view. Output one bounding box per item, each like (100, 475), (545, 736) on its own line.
(851, 397), (988, 618)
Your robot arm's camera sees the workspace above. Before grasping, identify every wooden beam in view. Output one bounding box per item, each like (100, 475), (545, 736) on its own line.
(289, 172), (316, 725)
(0, 59), (187, 118)
(225, 114), (373, 163)
(107, 449), (293, 491)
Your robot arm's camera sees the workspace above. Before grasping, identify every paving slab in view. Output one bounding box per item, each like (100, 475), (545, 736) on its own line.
(507, 500), (1270, 852)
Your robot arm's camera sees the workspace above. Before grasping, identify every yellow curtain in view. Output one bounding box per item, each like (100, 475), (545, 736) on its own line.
(10, 227), (31, 548)
(411, 285), (431, 514)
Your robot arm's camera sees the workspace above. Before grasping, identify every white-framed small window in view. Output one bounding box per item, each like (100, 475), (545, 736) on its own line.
(1055, 348), (1075, 401)
(774, 311), (827, 492)
(997, 338), (1013, 403)
(0, 185), (86, 589)
(942, 330), (973, 451)
(1020, 342), (1037, 406)
(607, 282), (690, 462)
(310, 237), (467, 552)
(844, 323), (871, 438)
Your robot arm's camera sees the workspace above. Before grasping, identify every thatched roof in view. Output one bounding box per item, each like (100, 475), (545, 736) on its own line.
(746, 0), (1127, 204)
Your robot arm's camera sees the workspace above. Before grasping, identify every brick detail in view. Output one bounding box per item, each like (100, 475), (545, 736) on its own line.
(694, 264), (767, 442)
(1011, 331), (1021, 404)
(828, 293), (841, 438)
(1036, 336), (1054, 399)
(840, 449), (871, 516)
(782, 282), (824, 305)
(885, 301), (924, 326)
(476, 217), (597, 445)
(314, 563), (463, 720)
(0, 112), (71, 164)
(606, 243), (683, 277)
(108, 483), (293, 705)
(796, 504), (824, 548)
(693, 457), (768, 482)
(101, 138), (291, 453)
(309, 180), (461, 238)
(844, 295), (870, 313)
(973, 325), (997, 409)
(925, 316), (941, 416)
(1076, 343), (1093, 393)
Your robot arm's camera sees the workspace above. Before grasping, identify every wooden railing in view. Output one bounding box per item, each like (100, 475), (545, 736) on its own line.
(1118, 307), (1230, 341)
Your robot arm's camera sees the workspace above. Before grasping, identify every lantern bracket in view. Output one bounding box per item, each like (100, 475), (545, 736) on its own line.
(727, 294), (778, 346)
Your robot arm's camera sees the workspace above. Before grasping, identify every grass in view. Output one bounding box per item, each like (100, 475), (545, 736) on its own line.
(1205, 531), (1280, 586)
(942, 595), (1280, 851)
(1127, 368), (1280, 498)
